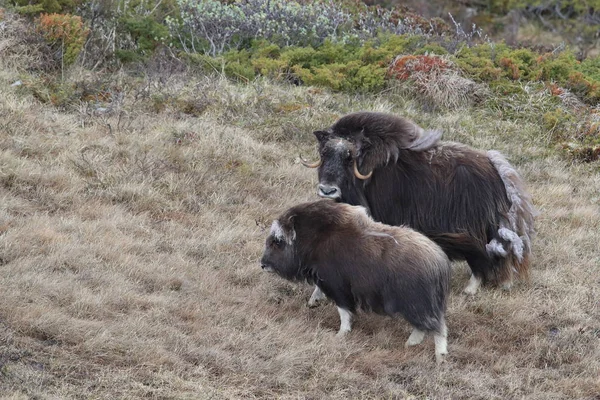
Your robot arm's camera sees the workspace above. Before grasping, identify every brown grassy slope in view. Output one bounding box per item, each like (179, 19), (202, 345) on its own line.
(0, 63), (599, 399)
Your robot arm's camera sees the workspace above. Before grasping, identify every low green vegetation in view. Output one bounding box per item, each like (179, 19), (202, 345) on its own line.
(1, 0), (599, 161)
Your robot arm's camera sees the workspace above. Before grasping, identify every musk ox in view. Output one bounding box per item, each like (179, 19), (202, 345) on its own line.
(260, 200), (451, 363)
(301, 111), (537, 296)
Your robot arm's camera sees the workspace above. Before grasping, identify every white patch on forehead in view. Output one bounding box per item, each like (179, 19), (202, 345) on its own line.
(330, 138), (352, 154)
(270, 219), (295, 244)
(270, 220), (286, 240)
(333, 138), (346, 149)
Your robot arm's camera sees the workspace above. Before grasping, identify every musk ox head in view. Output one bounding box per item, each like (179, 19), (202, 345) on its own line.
(301, 112), (442, 206)
(260, 200), (358, 281)
(260, 217), (297, 279)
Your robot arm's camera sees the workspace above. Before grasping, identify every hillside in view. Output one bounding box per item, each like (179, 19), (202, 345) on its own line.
(1, 4), (600, 399)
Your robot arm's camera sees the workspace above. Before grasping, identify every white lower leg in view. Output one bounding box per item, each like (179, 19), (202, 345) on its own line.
(463, 274), (482, 295)
(434, 323), (448, 364)
(405, 328), (426, 347)
(336, 307), (353, 337)
(307, 286), (327, 307)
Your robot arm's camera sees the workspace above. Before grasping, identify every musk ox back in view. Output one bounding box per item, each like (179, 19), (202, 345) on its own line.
(260, 200), (451, 363)
(302, 111), (537, 295)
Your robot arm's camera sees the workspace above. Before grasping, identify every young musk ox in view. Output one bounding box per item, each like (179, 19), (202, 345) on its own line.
(260, 200), (451, 364)
(301, 111), (537, 299)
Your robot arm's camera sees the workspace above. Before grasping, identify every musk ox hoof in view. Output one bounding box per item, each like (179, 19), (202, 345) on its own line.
(404, 329), (426, 347)
(307, 297), (325, 308)
(335, 329), (350, 338)
(463, 274), (482, 295)
(463, 287), (477, 296)
(434, 327), (448, 365)
(501, 281), (513, 291)
(307, 286), (327, 308)
(435, 352), (448, 365)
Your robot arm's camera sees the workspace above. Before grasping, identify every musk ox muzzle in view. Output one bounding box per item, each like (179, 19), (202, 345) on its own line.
(317, 183), (340, 199)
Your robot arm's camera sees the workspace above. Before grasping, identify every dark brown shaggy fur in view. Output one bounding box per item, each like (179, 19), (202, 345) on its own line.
(309, 111), (537, 290)
(261, 200), (451, 362)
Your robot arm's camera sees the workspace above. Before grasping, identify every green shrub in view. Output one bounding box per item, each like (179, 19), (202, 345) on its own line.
(14, 0), (82, 15)
(119, 16), (169, 55)
(72, 0), (178, 67)
(414, 43), (449, 55)
(578, 56), (600, 82)
(185, 36), (408, 93)
(453, 42), (600, 105)
(224, 61), (256, 82)
(543, 108), (575, 133)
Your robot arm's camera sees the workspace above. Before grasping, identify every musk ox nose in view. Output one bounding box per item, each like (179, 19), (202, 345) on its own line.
(261, 263), (275, 272)
(318, 184), (340, 199)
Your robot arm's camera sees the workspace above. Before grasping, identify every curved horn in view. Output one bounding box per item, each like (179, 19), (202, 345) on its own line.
(300, 154), (321, 168)
(353, 160), (372, 180)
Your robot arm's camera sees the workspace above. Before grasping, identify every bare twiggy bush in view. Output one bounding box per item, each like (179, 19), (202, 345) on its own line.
(0, 11), (55, 72)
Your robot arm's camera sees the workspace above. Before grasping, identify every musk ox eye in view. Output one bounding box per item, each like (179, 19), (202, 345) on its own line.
(272, 237), (285, 248)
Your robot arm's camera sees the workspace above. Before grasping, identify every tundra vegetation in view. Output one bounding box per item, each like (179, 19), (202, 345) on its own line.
(0, 0), (599, 398)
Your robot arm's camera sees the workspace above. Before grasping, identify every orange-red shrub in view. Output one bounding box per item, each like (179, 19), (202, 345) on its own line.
(388, 55), (451, 80)
(36, 13), (88, 66)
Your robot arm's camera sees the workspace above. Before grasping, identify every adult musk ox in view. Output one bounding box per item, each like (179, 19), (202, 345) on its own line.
(260, 200), (451, 363)
(301, 111), (537, 296)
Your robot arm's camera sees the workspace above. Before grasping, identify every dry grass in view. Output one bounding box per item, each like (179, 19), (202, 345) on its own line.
(408, 69), (489, 111)
(1, 54), (600, 399)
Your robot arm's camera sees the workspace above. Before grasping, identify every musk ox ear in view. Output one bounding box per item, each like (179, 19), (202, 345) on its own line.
(355, 134), (372, 158)
(282, 214), (297, 243)
(287, 215), (297, 242)
(313, 130), (330, 143)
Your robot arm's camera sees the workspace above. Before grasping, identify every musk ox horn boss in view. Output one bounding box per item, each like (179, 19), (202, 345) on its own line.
(260, 200), (451, 364)
(302, 111), (537, 298)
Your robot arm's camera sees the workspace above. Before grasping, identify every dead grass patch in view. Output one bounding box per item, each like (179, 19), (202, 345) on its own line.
(1, 61), (599, 399)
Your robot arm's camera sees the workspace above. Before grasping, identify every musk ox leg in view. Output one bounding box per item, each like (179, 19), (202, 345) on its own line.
(433, 322), (448, 364)
(464, 251), (492, 294)
(307, 286), (327, 308)
(463, 274), (482, 295)
(336, 307), (353, 337)
(404, 328), (426, 347)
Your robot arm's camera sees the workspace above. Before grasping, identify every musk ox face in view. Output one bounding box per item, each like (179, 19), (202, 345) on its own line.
(260, 220), (298, 280)
(310, 133), (372, 210)
(302, 112), (442, 207)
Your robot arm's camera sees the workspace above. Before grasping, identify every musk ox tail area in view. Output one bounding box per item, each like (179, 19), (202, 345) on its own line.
(423, 232), (483, 262)
(486, 150), (538, 283)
